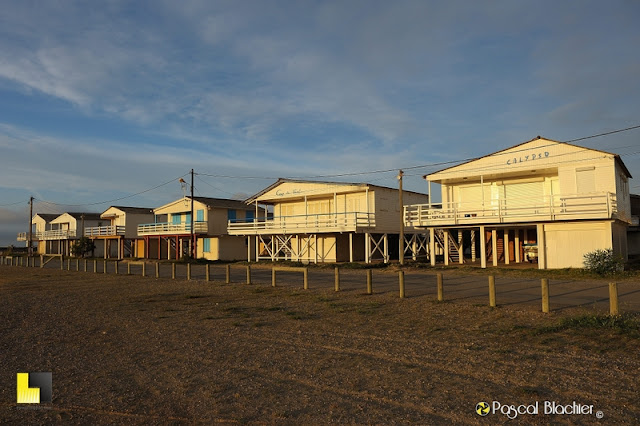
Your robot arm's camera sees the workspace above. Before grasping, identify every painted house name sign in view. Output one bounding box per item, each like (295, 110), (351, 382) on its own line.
(506, 151), (550, 166)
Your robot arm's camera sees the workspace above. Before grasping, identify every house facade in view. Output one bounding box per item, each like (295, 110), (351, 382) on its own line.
(136, 197), (255, 261)
(227, 179), (429, 263)
(17, 213), (58, 254)
(44, 213), (105, 256)
(404, 136), (632, 269)
(84, 206), (154, 259)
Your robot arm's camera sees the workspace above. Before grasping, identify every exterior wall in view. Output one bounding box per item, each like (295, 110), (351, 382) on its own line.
(210, 208), (252, 235)
(543, 221), (612, 268)
(374, 187), (428, 233)
(198, 236), (248, 261)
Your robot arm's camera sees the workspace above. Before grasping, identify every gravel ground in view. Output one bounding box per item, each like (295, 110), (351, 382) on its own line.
(1, 266), (639, 424)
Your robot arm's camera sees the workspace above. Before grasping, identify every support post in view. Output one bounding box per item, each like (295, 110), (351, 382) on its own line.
(399, 270), (405, 298)
(429, 228), (436, 266)
(437, 273), (443, 301)
(537, 224), (546, 269)
(366, 269), (372, 294)
(488, 275), (496, 307)
(471, 230), (476, 262)
(541, 278), (550, 313)
(334, 266), (340, 292)
(504, 229), (510, 265)
(609, 282), (619, 315)
(443, 229), (450, 266)
(491, 229), (498, 267)
(515, 230), (520, 263)
(84, 259), (88, 272)
(349, 233), (353, 263)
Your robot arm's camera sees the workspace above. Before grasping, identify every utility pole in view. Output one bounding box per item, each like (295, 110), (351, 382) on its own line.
(398, 170), (404, 265)
(190, 168), (195, 259)
(28, 196), (33, 256)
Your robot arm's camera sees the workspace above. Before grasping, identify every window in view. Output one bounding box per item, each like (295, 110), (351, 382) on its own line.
(196, 209), (204, 222)
(185, 212), (191, 223)
(172, 214), (181, 224)
(228, 209), (236, 223)
(246, 210), (254, 222)
(203, 238), (211, 253)
(576, 167), (596, 194)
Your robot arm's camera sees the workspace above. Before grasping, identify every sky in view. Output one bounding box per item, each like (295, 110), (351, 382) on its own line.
(1, 0), (640, 246)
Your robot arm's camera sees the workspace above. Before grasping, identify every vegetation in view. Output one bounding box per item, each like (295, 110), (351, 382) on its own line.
(71, 237), (96, 257)
(583, 248), (625, 276)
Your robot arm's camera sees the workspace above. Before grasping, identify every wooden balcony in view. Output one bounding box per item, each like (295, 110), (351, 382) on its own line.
(405, 192), (622, 228)
(84, 225), (125, 237)
(137, 221), (208, 236)
(228, 212), (375, 235)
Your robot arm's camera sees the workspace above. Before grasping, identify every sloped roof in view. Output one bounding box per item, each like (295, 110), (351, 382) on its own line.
(107, 206), (154, 214)
(189, 197), (254, 210)
(244, 178), (427, 204)
(63, 212), (103, 221)
(32, 213), (59, 222)
(425, 136), (632, 180)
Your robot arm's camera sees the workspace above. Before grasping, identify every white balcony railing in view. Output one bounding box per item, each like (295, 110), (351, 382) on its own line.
(84, 225), (126, 237)
(405, 192), (621, 227)
(40, 229), (77, 240)
(17, 232), (27, 241)
(228, 212), (375, 235)
(137, 221), (208, 236)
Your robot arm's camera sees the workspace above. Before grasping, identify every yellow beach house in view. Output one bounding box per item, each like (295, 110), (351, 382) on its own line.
(404, 136), (632, 269)
(40, 212), (105, 256)
(17, 213), (59, 254)
(136, 196), (257, 261)
(84, 206), (154, 259)
(227, 179), (429, 263)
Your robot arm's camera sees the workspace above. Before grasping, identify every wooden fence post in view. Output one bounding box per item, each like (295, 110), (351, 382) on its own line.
(366, 269), (373, 295)
(437, 272), (443, 301)
(303, 267), (308, 290)
(206, 264), (210, 282)
(84, 259), (87, 272)
(246, 265), (251, 284)
(104, 260), (107, 274)
(334, 266), (340, 292)
(61, 256), (64, 270)
(187, 263), (191, 280)
(127, 262), (131, 275)
(541, 278), (550, 313)
(272, 268), (276, 287)
(142, 262), (146, 277)
(93, 259), (97, 273)
(609, 282), (619, 316)
(399, 270), (405, 298)
(76, 259), (79, 271)
(67, 258), (71, 270)
(114, 260), (118, 275)
(172, 263), (176, 279)
(156, 263), (160, 278)
(488, 275), (496, 307)
(225, 264), (231, 284)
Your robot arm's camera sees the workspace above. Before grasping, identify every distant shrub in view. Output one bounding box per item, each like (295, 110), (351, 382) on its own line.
(71, 237), (95, 257)
(583, 248), (624, 276)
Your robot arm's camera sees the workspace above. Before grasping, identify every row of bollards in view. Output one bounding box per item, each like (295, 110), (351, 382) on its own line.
(0, 257), (623, 314)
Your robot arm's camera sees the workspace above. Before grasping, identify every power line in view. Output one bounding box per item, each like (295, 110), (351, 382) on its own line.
(34, 173), (190, 208)
(0, 199), (29, 207)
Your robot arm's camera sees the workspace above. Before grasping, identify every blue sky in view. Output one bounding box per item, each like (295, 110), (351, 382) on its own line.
(1, 0), (640, 245)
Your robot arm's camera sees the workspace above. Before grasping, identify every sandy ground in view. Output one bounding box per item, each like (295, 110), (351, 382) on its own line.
(1, 265), (639, 424)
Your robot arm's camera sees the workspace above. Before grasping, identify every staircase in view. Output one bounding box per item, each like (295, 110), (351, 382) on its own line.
(435, 229), (464, 264)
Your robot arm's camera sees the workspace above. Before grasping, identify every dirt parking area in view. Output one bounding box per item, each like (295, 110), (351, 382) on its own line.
(1, 266), (639, 424)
